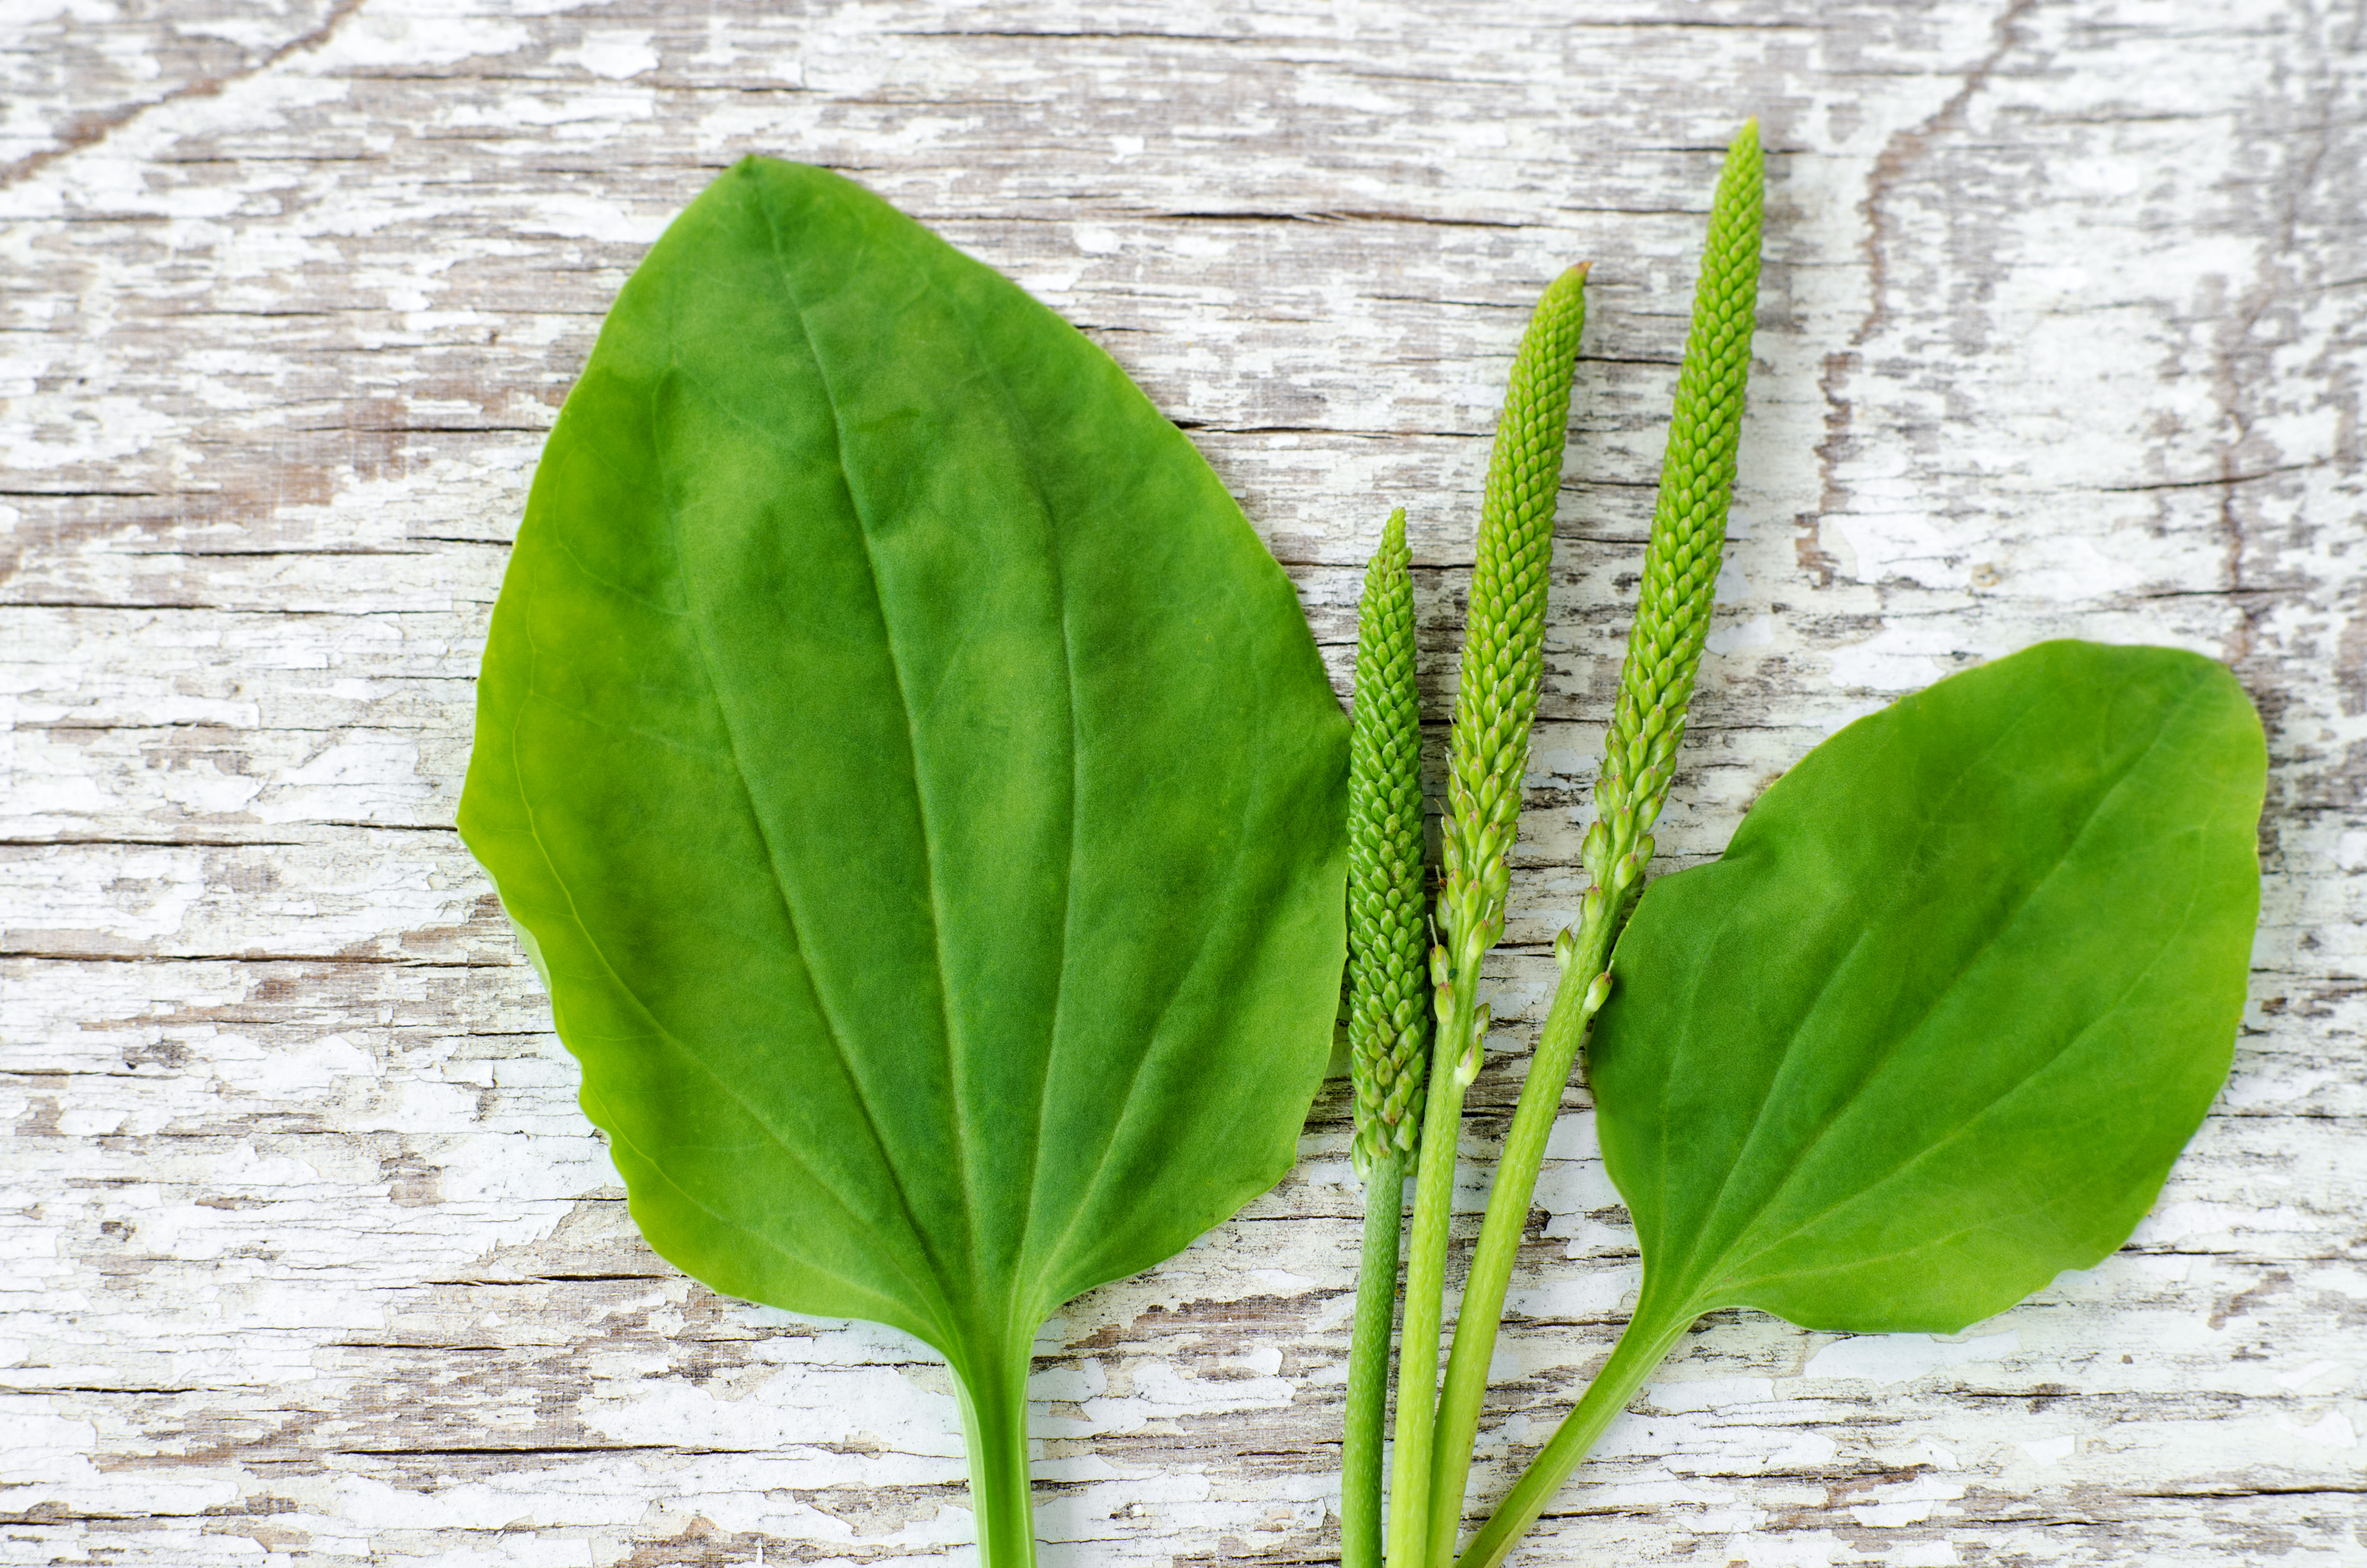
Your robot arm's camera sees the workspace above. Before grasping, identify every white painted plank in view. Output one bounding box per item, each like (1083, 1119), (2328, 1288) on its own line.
(5, 2), (2361, 1565)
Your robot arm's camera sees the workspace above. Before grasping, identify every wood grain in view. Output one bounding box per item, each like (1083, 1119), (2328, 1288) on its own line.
(4, 2), (2361, 1565)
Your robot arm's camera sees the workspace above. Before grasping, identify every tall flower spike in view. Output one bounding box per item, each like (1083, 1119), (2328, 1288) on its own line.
(1347, 507), (1432, 1175)
(1340, 506), (1432, 1568)
(1388, 262), (1589, 1568)
(1438, 263), (1591, 990)
(1587, 119), (1763, 895)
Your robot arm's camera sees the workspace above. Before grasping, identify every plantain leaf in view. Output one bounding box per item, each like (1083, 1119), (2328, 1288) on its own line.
(1593, 639), (2265, 1335)
(1458, 641), (2266, 1568)
(457, 157), (1348, 1563)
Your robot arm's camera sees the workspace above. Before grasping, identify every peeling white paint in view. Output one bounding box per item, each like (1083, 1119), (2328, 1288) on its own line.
(5, 3), (2362, 1566)
(1802, 1333), (2020, 1385)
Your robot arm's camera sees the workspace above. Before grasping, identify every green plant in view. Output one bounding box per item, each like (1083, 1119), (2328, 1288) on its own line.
(1460, 639), (2264, 1566)
(1342, 506), (1432, 1568)
(456, 157), (1349, 1568)
(1389, 261), (1590, 1568)
(1336, 118), (2256, 1568)
(462, 138), (2268, 1568)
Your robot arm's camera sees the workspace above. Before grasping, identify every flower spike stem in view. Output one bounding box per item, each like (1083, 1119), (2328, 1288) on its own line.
(1384, 264), (1589, 1568)
(1342, 1144), (1410, 1568)
(1424, 119), (1764, 1568)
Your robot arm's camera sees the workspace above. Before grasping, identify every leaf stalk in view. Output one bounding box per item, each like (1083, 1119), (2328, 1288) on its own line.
(952, 1349), (1039, 1568)
(1452, 1302), (1699, 1568)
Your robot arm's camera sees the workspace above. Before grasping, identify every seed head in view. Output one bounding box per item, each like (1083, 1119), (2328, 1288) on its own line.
(1346, 508), (1433, 1174)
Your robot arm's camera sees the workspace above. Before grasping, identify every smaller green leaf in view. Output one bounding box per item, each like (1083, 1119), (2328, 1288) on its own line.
(1457, 640), (2266, 1568)
(1593, 639), (2266, 1333)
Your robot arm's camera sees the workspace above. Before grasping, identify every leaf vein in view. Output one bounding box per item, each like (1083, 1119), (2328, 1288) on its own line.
(749, 182), (985, 1312)
(502, 608), (948, 1334)
(1674, 675), (2208, 1296)
(1714, 830), (2211, 1292)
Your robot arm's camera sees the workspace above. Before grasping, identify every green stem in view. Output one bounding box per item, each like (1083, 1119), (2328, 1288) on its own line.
(1421, 919), (1614, 1564)
(1343, 1146), (1410, 1568)
(1453, 1301), (1697, 1568)
(1385, 985), (1476, 1568)
(952, 1346), (1038, 1568)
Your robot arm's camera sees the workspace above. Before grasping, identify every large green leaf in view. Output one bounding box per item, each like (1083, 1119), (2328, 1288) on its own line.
(1594, 639), (2264, 1333)
(1458, 641), (2264, 1568)
(457, 158), (1348, 1563)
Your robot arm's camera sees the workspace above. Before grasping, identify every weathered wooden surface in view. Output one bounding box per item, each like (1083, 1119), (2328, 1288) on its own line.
(4, 1), (2362, 1563)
